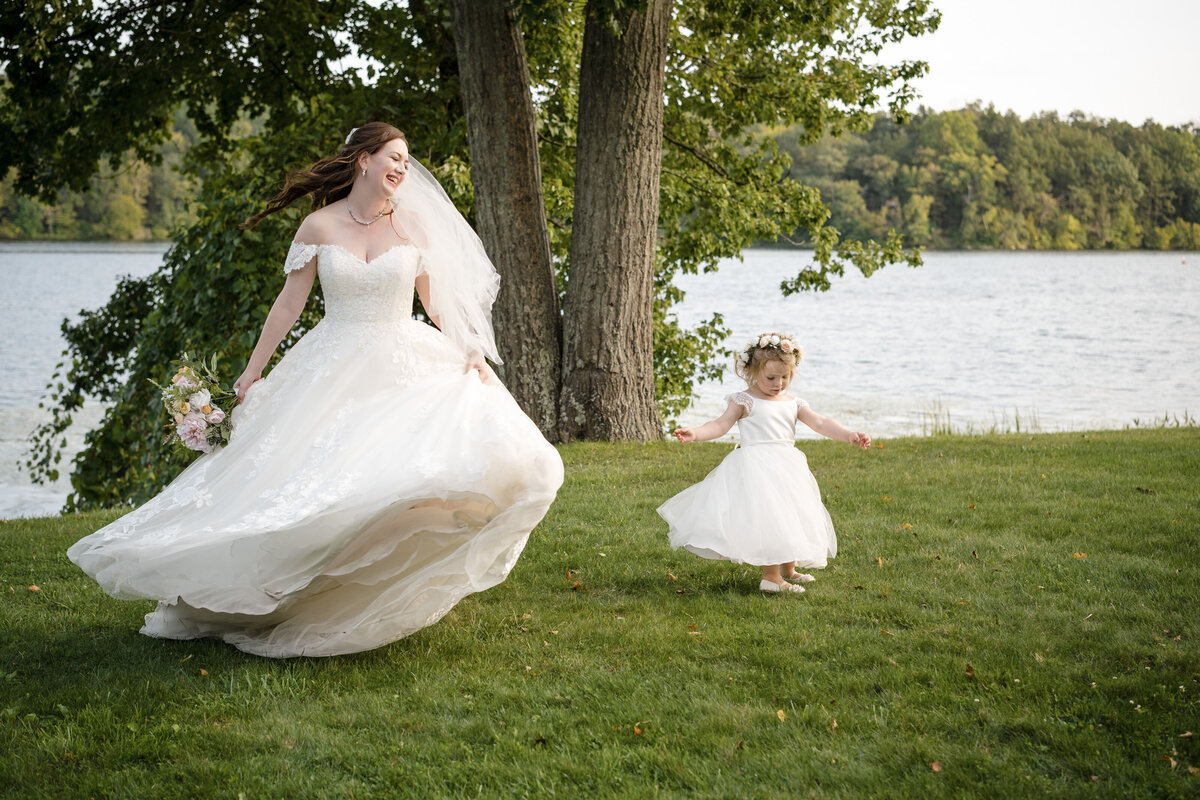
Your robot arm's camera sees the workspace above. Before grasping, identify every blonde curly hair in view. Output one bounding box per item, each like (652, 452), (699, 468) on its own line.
(734, 332), (803, 383)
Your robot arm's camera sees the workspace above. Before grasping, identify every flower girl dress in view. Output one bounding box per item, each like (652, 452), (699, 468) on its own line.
(658, 391), (836, 568)
(67, 163), (564, 658)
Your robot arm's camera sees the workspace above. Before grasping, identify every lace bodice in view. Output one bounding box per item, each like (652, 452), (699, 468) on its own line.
(727, 391), (810, 445)
(286, 242), (422, 325)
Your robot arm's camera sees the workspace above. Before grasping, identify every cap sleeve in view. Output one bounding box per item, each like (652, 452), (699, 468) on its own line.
(284, 241), (320, 274)
(794, 397), (810, 416)
(725, 391), (753, 414)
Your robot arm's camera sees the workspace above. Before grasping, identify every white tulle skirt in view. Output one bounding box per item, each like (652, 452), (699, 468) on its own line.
(657, 443), (836, 568)
(68, 318), (563, 657)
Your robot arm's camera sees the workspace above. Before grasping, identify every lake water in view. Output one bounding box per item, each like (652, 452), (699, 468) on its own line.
(1, 242), (1197, 518)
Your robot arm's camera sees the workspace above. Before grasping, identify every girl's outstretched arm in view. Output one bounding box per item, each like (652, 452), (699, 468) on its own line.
(672, 399), (745, 443)
(797, 406), (871, 450)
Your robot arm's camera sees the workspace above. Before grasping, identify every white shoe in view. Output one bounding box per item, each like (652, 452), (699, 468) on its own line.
(759, 579), (804, 594)
(785, 573), (816, 584)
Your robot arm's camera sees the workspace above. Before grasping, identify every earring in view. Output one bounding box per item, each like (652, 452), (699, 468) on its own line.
(361, 168), (366, 177)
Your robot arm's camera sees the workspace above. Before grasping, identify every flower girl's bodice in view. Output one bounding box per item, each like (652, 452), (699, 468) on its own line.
(729, 391), (808, 445)
(285, 242), (421, 326)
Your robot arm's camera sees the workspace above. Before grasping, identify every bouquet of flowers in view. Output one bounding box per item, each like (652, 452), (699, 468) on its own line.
(155, 353), (236, 454)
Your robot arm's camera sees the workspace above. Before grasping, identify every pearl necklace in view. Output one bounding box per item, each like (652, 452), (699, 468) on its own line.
(347, 202), (388, 226)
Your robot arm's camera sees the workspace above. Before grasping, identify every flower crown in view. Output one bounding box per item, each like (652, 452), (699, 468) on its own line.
(735, 332), (802, 370)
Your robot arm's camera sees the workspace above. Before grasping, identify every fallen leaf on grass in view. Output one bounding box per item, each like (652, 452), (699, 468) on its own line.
(929, 761), (941, 772)
(199, 669), (209, 676)
(1163, 755), (1177, 769)
(888, 658), (900, 668)
(777, 710), (786, 722)
(27, 585), (39, 593)
(881, 629), (895, 636)
(1187, 766), (1200, 776)
(687, 624), (698, 631)
(570, 581), (582, 590)
(1181, 731), (1193, 738)
(1034, 652), (1045, 663)
(881, 496), (893, 501)
(876, 443), (886, 449)
(1073, 552), (1087, 559)
(968, 504), (976, 510)
(1136, 487), (1157, 494)
(965, 663), (976, 680)
(634, 722), (644, 736)
(876, 557), (884, 567)
(666, 572), (678, 581)
(900, 523), (913, 530)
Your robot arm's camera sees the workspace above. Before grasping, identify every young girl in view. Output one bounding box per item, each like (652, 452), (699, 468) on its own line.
(658, 332), (870, 594)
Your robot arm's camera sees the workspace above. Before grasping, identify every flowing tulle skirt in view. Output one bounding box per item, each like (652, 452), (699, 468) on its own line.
(657, 443), (836, 568)
(68, 318), (563, 657)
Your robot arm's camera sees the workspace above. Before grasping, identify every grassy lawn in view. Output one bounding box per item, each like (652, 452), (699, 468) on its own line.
(2, 429), (1198, 798)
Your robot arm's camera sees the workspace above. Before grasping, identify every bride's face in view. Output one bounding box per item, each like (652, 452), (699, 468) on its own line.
(360, 138), (410, 195)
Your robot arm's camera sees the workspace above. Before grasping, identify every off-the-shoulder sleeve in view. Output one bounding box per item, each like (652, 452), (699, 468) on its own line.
(725, 391), (753, 414)
(283, 241), (320, 274)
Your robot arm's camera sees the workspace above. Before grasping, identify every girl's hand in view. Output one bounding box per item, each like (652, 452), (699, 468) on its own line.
(464, 350), (491, 383)
(672, 427), (697, 443)
(232, 369), (261, 404)
(850, 431), (871, 450)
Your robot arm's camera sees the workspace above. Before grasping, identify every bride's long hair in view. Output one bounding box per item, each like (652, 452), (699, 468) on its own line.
(241, 122), (407, 229)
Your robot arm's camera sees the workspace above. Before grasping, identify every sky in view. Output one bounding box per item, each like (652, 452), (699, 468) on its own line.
(880, 0), (1200, 126)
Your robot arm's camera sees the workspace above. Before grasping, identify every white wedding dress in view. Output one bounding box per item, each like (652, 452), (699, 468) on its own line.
(68, 241), (564, 657)
(657, 392), (836, 568)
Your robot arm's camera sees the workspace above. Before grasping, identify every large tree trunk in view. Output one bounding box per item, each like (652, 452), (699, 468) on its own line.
(447, 0), (562, 438)
(559, 0), (670, 441)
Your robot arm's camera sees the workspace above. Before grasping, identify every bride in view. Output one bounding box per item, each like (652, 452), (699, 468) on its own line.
(67, 122), (565, 658)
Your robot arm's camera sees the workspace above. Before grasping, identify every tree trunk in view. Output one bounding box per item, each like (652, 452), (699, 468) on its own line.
(447, 0), (562, 439)
(559, 0), (670, 441)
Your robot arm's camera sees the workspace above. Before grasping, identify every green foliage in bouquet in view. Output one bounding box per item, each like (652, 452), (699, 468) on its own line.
(152, 353), (237, 454)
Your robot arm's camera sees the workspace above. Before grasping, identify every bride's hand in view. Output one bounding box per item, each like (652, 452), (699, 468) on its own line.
(232, 369), (261, 404)
(464, 350), (491, 383)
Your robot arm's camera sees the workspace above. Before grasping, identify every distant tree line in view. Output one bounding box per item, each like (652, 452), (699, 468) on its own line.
(773, 105), (1200, 250)
(0, 111), (200, 240)
(8, 103), (1197, 249)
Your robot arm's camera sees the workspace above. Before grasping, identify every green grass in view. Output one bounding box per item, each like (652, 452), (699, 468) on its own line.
(2, 429), (1198, 799)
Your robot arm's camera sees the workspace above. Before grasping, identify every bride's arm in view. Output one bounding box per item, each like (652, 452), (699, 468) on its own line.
(415, 271), (490, 382)
(233, 252), (318, 402)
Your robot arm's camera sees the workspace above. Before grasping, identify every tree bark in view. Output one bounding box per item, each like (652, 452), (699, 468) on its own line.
(559, 0), (670, 441)
(447, 0), (562, 439)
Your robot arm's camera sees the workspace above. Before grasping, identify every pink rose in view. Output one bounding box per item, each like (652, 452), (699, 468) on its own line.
(176, 413), (212, 453)
(205, 407), (226, 425)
